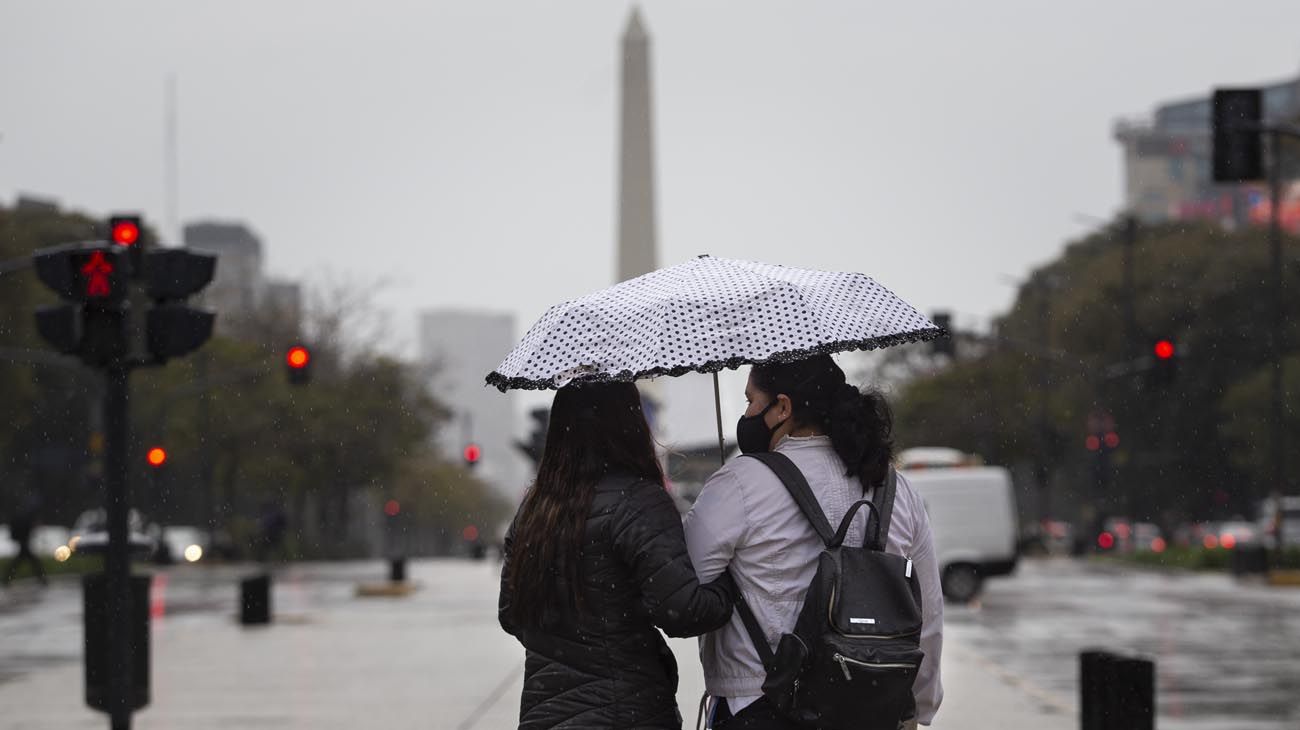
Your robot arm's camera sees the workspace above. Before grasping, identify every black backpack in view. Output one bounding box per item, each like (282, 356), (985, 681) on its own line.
(733, 452), (924, 730)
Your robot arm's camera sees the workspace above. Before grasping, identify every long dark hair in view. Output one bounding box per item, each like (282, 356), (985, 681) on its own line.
(504, 381), (663, 629)
(751, 355), (894, 488)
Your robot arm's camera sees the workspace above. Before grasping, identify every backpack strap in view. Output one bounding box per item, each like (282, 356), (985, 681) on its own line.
(731, 581), (775, 670)
(830, 499), (884, 549)
(741, 452), (835, 546)
(871, 466), (899, 552)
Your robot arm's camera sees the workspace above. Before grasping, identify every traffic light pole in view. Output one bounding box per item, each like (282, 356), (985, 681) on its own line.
(103, 365), (134, 730)
(1268, 128), (1287, 557)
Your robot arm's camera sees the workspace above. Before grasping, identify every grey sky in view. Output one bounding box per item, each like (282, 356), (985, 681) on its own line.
(4, 1), (1300, 361)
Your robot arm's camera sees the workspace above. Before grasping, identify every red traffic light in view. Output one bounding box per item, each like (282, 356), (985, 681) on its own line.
(1154, 340), (1175, 360)
(384, 499), (401, 517)
(146, 447), (167, 467)
(110, 219), (140, 247)
(287, 346), (310, 369)
(463, 443), (482, 464)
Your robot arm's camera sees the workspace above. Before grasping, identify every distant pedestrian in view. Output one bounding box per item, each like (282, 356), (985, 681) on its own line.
(3, 500), (49, 587)
(256, 501), (287, 562)
(498, 382), (736, 729)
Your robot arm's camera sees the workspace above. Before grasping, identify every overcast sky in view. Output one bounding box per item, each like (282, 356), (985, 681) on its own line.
(4, 1), (1300, 363)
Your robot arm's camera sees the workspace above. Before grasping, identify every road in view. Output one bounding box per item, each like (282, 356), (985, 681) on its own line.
(0, 557), (1297, 728)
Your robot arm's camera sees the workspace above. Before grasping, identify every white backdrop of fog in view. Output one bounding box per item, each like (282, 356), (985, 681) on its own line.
(4, 1), (1300, 438)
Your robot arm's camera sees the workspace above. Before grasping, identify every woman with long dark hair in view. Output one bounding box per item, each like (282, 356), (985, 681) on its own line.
(684, 355), (944, 729)
(499, 381), (735, 729)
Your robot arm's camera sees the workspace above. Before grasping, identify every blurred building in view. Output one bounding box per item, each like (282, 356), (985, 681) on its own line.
(418, 309), (526, 498)
(1114, 68), (1300, 229)
(183, 220), (302, 337)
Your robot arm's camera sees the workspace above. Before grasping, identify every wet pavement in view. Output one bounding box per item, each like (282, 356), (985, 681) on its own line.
(948, 557), (1300, 729)
(0, 556), (1296, 728)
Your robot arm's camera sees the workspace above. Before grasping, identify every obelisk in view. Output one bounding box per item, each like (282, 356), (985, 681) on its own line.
(617, 8), (657, 283)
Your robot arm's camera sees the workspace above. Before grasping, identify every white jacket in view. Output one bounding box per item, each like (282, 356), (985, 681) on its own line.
(684, 435), (944, 725)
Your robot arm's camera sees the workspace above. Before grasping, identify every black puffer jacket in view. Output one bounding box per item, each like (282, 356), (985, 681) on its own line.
(499, 474), (735, 729)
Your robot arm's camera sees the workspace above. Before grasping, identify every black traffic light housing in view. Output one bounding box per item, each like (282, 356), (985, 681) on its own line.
(108, 214), (144, 275)
(32, 243), (130, 365)
(1149, 340), (1178, 387)
(142, 248), (217, 361)
(515, 407), (550, 466)
(286, 345), (312, 385)
(930, 312), (955, 357)
(1212, 89), (1264, 183)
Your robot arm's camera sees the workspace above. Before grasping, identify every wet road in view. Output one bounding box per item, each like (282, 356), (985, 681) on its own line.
(949, 557), (1300, 729)
(2, 557), (1298, 727)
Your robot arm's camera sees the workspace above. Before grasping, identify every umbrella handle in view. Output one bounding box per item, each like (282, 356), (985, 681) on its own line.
(713, 371), (726, 467)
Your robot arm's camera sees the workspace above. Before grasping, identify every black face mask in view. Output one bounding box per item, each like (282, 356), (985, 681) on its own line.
(736, 399), (780, 454)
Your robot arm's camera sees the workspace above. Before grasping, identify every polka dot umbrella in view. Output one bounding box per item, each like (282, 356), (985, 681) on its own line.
(487, 255), (947, 460)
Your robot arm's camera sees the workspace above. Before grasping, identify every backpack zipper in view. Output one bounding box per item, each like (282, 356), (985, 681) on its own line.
(827, 581), (921, 640)
(833, 653), (919, 681)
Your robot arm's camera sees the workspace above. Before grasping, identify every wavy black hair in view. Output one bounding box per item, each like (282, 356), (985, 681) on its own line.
(750, 354), (894, 489)
(503, 381), (663, 629)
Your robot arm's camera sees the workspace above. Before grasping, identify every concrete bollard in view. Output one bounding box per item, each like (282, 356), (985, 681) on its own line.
(389, 557), (407, 583)
(1080, 650), (1155, 730)
(240, 573), (272, 626)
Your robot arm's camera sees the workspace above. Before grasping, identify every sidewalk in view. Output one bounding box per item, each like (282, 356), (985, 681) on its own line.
(0, 560), (1073, 729)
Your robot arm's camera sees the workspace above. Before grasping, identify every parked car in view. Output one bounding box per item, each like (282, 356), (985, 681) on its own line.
(1213, 520), (1260, 549)
(31, 526), (72, 558)
(69, 509), (154, 555)
(156, 526), (208, 563)
(1259, 495), (1300, 549)
(899, 463), (1019, 603)
(0, 525), (17, 558)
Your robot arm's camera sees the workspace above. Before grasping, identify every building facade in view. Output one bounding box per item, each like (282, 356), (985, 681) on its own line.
(418, 309), (526, 498)
(1114, 70), (1300, 230)
(183, 220), (301, 338)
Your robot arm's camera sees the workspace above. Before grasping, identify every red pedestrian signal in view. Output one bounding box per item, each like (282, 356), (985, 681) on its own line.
(79, 250), (116, 299)
(110, 217), (141, 247)
(463, 443), (482, 465)
(146, 447), (167, 467)
(1154, 340), (1175, 360)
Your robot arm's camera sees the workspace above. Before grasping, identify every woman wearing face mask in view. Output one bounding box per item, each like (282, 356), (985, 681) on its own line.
(683, 355), (944, 729)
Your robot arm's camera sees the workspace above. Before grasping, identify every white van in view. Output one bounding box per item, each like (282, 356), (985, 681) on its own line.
(899, 464), (1019, 602)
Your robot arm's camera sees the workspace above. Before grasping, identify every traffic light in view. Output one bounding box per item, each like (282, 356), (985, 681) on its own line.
(1150, 339), (1178, 386)
(515, 407), (550, 466)
(286, 345), (312, 385)
(108, 214), (144, 274)
(143, 248), (217, 361)
(33, 243), (129, 365)
(146, 447), (167, 468)
(464, 443), (482, 467)
(930, 312), (955, 357)
(1212, 89), (1263, 183)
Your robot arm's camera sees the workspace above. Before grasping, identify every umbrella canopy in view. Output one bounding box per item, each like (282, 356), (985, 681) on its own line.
(487, 256), (944, 392)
